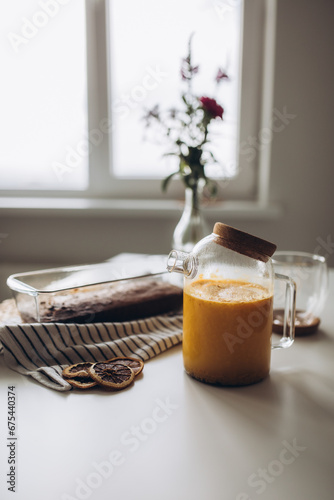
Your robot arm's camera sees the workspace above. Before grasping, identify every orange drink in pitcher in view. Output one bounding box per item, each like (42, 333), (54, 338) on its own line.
(167, 223), (296, 386)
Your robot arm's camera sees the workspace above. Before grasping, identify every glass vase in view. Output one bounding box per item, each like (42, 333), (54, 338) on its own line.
(172, 182), (210, 252)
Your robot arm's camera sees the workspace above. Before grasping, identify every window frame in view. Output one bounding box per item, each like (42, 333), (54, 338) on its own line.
(0, 0), (277, 208)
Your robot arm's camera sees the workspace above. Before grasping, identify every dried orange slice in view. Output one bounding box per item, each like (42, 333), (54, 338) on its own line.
(106, 357), (144, 376)
(89, 362), (135, 390)
(65, 375), (97, 390)
(62, 362), (93, 379)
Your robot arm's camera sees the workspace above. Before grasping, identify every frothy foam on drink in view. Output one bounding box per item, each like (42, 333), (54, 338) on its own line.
(187, 279), (270, 303)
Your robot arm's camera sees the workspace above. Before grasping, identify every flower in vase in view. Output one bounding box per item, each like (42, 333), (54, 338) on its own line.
(143, 34), (229, 199)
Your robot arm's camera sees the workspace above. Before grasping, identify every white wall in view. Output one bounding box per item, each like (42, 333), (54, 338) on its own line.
(244, 0), (334, 262)
(1, 0), (333, 301)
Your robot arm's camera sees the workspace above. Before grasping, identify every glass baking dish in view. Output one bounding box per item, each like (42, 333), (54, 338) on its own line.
(6, 259), (183, 323)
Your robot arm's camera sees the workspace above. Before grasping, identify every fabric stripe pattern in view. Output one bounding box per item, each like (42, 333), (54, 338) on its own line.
(0, 313), (183, 392)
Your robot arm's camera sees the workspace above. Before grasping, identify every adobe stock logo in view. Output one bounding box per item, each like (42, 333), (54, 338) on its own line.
(7, 0), (72, 53)
(212, 0), (241, 20)
(52, 65), (168, 182)
(61, 397), (178, 500)
(236, 438), (307, 499)
(239, 107), (296, 163)
(314, 234), (334, 261)
(223, 300), (271, 354)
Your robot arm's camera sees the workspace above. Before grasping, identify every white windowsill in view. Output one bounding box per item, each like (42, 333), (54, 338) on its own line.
(0, 197), (282, 220)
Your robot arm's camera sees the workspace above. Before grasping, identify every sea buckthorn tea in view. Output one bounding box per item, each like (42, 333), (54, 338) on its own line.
(167, 222), (296, 387)
(183, 279), (273, 386)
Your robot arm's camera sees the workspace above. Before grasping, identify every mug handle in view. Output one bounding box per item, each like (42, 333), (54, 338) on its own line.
(317, 256), (329, 316)
(272, 273), (297, 349)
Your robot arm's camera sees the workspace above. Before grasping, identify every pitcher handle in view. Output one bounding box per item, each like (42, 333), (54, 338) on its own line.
(272, 273), (296, 349)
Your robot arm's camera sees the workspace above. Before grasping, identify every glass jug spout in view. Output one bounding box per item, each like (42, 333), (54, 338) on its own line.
(167, 250), (198, 279)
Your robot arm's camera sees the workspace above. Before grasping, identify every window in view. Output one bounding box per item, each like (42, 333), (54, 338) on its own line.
(0, 0), (88, 191)
(0, 0), (276, 206)
(108, 0), (241, 180)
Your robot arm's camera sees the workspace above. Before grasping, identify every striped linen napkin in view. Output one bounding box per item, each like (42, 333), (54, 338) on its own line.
(0, 307), (183, 392)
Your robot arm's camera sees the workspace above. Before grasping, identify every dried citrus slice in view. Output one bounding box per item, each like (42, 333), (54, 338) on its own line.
(106, 357), (144, 376)
(89, 362), (135, 390)
(62, 362), (93, 379)
(64, 375), (97, 389)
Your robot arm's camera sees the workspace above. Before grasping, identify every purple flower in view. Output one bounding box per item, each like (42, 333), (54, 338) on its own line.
(181, 59), (199, 80)
(216, 68), (229, 83)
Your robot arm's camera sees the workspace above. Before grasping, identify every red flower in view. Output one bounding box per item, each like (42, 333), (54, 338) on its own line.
(199, 97), (224, 119)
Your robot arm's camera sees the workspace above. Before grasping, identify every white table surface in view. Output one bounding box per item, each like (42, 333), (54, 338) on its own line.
(0, 271), (333, 500)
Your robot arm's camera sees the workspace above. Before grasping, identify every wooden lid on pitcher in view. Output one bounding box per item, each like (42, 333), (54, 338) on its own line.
(213, 222), (277, 262)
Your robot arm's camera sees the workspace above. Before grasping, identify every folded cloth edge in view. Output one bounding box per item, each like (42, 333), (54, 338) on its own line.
(0, 313), (183, 392)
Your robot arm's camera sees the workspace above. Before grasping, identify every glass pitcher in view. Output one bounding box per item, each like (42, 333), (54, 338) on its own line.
(167, 222), (296, 386)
